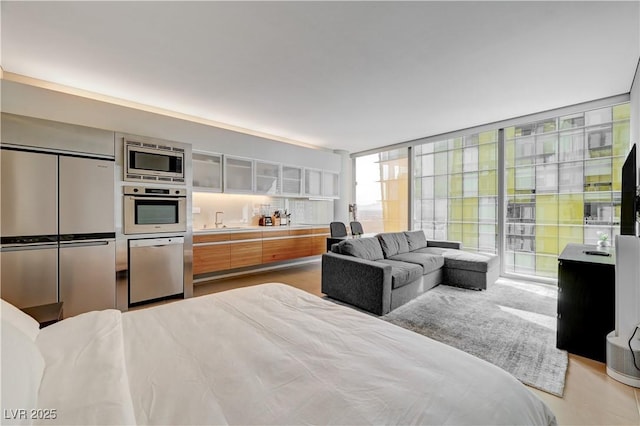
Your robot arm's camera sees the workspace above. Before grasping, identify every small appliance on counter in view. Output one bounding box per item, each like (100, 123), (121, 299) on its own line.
(274, 210), (290, 226)
(259, 215), (273, 226)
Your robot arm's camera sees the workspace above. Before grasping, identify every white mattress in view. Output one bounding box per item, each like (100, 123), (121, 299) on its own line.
(36, 283), (556, 425)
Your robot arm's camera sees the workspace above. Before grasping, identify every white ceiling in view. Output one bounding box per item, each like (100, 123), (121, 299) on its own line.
(2, 1), (639, 154)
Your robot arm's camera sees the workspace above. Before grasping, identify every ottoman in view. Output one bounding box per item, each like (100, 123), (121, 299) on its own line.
(442, 251), (500, 290)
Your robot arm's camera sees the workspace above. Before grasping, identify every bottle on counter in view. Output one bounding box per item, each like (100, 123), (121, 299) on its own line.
(281, 209), (290, 226)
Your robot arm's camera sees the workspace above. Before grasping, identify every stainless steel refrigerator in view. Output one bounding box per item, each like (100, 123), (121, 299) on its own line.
(1, 149), (116, 317)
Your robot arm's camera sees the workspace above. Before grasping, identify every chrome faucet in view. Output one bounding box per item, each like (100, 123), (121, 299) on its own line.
(215, 211), (224, 228)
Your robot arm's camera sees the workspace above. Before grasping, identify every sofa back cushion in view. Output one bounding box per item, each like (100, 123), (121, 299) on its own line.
(377, 232), (410, 258)
(338, 237), (384, 261)
(404, 230), (428, 251)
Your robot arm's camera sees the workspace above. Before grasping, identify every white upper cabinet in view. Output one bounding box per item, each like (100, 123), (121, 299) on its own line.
(322, 171), (340, 198)
(194, 152), (339, 198)
(304, 168), (323, 197)
(223, 156), (254, 193)
(282, 165), (303, 196)
(255, 161), (281, 195)
(192, 152), (222, 192)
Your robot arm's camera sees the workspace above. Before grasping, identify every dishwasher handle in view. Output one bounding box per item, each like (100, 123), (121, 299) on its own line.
(129, 237), (185, 248)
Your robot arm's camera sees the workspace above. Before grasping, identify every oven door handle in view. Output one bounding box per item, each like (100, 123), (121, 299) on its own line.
(126, 196), (185, 201)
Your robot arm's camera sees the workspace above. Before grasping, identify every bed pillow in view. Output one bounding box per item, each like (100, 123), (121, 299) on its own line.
(1, 298), (40, 341)
(1, 321), (45, 425)
(404, 230), (428, 251)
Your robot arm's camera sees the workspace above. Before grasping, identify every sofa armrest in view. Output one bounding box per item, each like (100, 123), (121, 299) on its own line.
(321, 252), (392, 315)
(427, 240), (462, 250)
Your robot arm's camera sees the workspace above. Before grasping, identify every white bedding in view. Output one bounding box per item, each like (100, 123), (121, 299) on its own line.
(35, 283), (556, 425)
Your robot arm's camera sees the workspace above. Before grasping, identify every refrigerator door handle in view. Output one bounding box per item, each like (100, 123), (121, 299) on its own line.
(1, 243), (58, 252)
(59, 240), (110, 249)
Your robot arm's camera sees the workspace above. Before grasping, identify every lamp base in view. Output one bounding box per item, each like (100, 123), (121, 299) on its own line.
(606, 332), (640, 388)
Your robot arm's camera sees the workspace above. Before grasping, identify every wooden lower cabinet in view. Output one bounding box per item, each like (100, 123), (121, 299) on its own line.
(193, 244), (230, 275)
(262, 237), (312, 263)
(230, 241), (262, 269)
(311, 235), (327, 255)
(194, 227), (330, 275)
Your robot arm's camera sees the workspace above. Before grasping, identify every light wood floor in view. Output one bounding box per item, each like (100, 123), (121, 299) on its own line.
(190, 261), (640, 425)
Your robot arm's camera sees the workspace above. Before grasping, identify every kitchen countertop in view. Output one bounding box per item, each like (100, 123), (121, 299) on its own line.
(193, 224), (329, 234)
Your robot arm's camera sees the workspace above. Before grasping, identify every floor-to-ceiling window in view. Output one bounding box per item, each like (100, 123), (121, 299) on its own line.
(409, 100), (630, 280)
(355, 148), (409, 233)
(504, 103), (630, 278)
(414, 130), (498, 253)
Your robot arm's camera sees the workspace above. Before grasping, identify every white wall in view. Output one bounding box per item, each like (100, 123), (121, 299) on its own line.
(1, 80), (341, 172)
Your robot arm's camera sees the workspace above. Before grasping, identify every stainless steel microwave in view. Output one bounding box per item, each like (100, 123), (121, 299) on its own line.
(124, 139), (185, 184)
(123, 186), (187, 234)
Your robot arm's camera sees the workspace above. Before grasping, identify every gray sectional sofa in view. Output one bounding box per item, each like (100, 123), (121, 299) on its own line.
(321, 230), (499, 315)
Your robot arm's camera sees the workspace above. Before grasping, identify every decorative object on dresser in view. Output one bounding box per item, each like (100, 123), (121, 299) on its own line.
(596, 231), (611, 249)
(384, 278), (568, 396)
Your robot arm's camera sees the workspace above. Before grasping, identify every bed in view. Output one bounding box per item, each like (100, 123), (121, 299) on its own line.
(2, 283), (556, 425)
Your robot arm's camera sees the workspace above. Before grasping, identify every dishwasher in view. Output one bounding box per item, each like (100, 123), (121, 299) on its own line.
(129, 237), (184, 304)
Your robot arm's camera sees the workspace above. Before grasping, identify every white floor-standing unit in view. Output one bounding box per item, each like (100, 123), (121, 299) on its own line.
(606, 235), (640, 388)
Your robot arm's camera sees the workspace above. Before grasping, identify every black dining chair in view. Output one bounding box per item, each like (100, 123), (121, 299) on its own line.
(350, 221), (364, 236)
(330, 222), (348, 238)
(327, 222), (348, 252)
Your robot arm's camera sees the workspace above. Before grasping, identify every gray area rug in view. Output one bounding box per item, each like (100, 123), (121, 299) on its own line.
(383, 278), (568, 396)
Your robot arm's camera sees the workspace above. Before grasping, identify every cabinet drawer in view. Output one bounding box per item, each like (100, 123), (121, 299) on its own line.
(194, 234), (230, 243)
(230, 241), (262, 269)
(262, 237), (312, 263)
(228, 231), (263, 241)
(193, 244), (230, 274)
(263, 229), (290, 238)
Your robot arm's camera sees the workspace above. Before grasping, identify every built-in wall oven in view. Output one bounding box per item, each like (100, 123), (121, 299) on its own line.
(123, 186), (187, 234)
(124, 139), (185, 184)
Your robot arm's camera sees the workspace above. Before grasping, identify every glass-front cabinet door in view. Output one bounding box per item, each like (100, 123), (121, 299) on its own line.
(224, 156), (254, 193)
(255, 161), (281, 195)
(192, 152), (222, 192)
(322, 171), (340, 198)
(304, 168), (323, 196)
(282, 165), (303, 196)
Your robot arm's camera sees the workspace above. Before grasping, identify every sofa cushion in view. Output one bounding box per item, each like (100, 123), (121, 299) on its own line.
(404, 230), (428, 251)
(442, 251), (499, 273)
(378, 259), (423, 289)
(413, 247), (451, 256)
(337, 237), (384, 261)
(377, 232), (410, 258)
(428, 240), (462, 250)
(388, 252), (444, 274)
